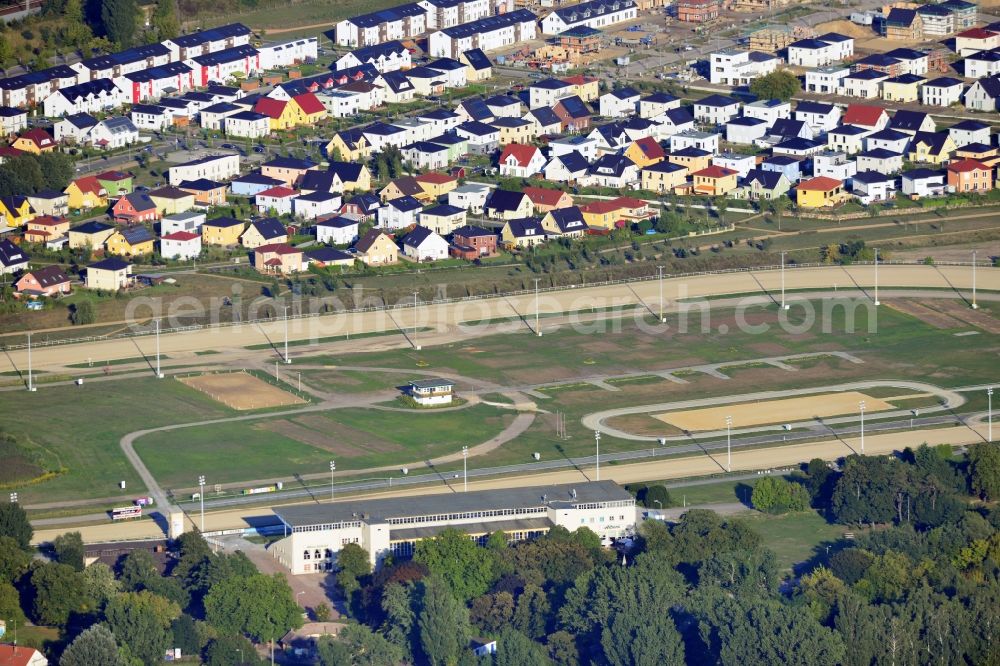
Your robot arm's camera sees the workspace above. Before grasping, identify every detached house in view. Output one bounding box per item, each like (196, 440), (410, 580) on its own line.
(485, 189), (533, 220)
(740, 169), (791, 201)
(201, 216), (245, 246)
(160, 230), (202, 260)
(69, 220), (115, 249)
(541, 206), (587, 238)
(241, 217), (288, 248)
(498, 143), (546, 178)
(946, 158), (993, 193)
(419, 204), (466, 235)
(692, 165), (738, 197)
(355, 229), (398, 266)
(15, 264), (71, 297)
(851, 171), (896, 204)
(378, 195), (422, 230)
(106, 225), (155, 257)
(85, 257), (132, 290)
(641, 161), (687, 194)
(501, 217), (546, 248)
(401, 225), (449, 262)
(451, 225), (497, 259)
(0, 238), (29, 275)
(692, 95), (740, 125)
(796, 176), (848, 208)
(112, 192), (158, 222)
(254, 243), (305, 275)
(523, 186), (573, 213)
(599, 87), (640, 118)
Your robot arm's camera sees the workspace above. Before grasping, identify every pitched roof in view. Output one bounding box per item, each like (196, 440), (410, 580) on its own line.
(695, 94), (738, 108)
(204, 216), (244, 228)
(842, 104), (887, 126)
(0, 238), (28, 267)
(88, 257), (131, 271)
(119, 225), (154, 245)
(355, 228), (393, 253)
(523, 186), (567, 207)
(485, 189), (528, 212)
(452, 224), (495, 238)
(402, 224), (441, 248)
(499, 143), (540, 167)
(693, 165), (738, 179)
(946, 158), (989, 173)
(253, 97), (288, 119)
(257, 186), (299, 198)
(415, 172), (456, 185)
(162, 230), (201, 241)
(504, 216), (545, 238)
(546, 206), (586, 232)
(743, 168), (785, 190)
(293, 92), (325, 115)
(250, 217), (287, 239)
(797, 176), (843, 191)
(24, 264), (69, 286)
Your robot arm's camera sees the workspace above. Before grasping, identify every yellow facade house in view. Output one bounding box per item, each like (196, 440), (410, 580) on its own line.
(881, 75), (924, 103)
(641, 162), (688, 193)
(494, 119), (536, 146)
(907, 132), (956, 165)
(0, 195), (35, 226)
(85, 257), (132, 290)
(201, 217), (246, 246)
(796, 176), (848, 208)
(105, 226), (155, 257)
(64, 176), (108, 211)
(325, 131), (371, 162)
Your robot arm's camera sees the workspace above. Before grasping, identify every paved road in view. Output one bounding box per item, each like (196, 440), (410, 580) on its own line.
(5, 264), (994, 373)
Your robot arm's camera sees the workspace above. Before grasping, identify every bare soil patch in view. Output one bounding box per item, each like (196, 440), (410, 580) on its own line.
(814, 19), (874, 39)
(297, 413), (403, 454)
(255, 420), (371, 457)
(178, 372), (305, 410)
(885, 299), (964, 330)
(606, 414), (683, 437)
(655, 391), (894, 431)
(931, 300), (1000, 335)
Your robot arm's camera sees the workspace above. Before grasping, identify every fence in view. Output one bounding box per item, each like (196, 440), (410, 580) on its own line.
(1, 259), (991, 352)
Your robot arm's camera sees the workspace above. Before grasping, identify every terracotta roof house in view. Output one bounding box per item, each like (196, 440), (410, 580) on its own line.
(522, 186), (573, 212)
(15, 264), (71, 297)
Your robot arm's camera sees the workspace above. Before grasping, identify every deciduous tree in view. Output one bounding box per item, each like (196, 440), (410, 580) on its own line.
(204, 573), (302, 644)
(749, 69), (801, 101)
(30, 562), (92, 627)
(105, 590), (181, 666)
(417, 576), (470, 666)
(0, 502), (33, 549)
(53, 531), (85, 571)
(414, 527), (497, 601)
(61, 624), (123, 666)
(968, 442), (1000, 500)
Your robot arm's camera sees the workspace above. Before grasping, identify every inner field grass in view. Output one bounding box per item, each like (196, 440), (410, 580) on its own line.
(5, 299), (998, 502)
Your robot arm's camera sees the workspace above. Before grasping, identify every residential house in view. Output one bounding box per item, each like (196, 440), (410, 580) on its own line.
(885, 8), (923, 41)
(805, 65), (850, 94)
(0, 106), (28, 135)
(827, 125), (868, 155)
(448, 182), (492, 214)
(599, 87), (640, 118)
(708, 48), (779, 86)
(955, 27), (1000, 57)
(316, 215), (360, 245)
(908, 132), (955, 165)
(842, 104), (890, 132)
(492, 117), (536, 146)
(851, 171), (896, 204)
(160, 230), (202, 260)
(168, 153), (240, 186)
(54, 112), (98, 143)
(866, 128), (912, 155)
(946, 158), (993, 193)
(0, 195), (34, 227)
(450, 225), (497, 258)
(305, 245), (355, 269)
(638, 92), (681, 119)
(254, 243), (305, 274)
(744, 99), (790, 125)
(540, 206), (587, 239)
(856, 148), (904, 174)
(415, 172), (458, 200)
(256, 186), (299, 216)
(148, 187), (195, 216)
(23, 215), (70, 244)
(498, 143), (546, 178)
(293, 191), (341, 220)
(740, 168), (791, 201)
(713, 153), (755, 179)
(669, 147), (713, 173)
(177, 179), (226, 207)
(529, 78), (575, 109)
(230, 173), (284, 197)
(355, 229), (398, 265)
(796, 176), (848, 208)
(813, 152), (858, 183)
(419, 204), (466, 235)
(401, 225), (449, 261)
(25, 190), (69, 217)
(563, 74), (600, 102)
(378, 195), (422, 230)
(579, 196), (651, 230)
(500, 217), (546, 248)
(202, 216), (245, 246)
(455, 120), (500, 154)
(640, 161), (688, 193)
(692, 165), (738, 196)
(459, 49), (492, 82)
(0, 238), (29, 274)
(881, 74), (925, 103)
(113, 192), (159, 222)
(544, 151), (590, 183)
(964, 75), (1000, 112)
(225, 111), (270, 138)
(241, 217), (288, 248)
(96, 170), (133, 197)
(523, 186), (573, 213)
(326, 129), (372, 163)
(324, 162), (372, 194)
(15, 264), (71, 297)
(726, 117), (768, 145)
(484, 189), (533, 220)
(380, 176), (427, 204)
(890, 110), (935, 135)
(582, 154), (639, 188)
(692, 94), (740, 125)
(901, 169), (947, 198)
(261, 157), (319, 188)
(841, 69), (888, 99)
(624, 136), (666, 168)
(524, 107), (563, 136)
(921, 77), (964, 107)
(85, 257), (132, 290)
(485, 94), (522, 118)
(761, 155), (802, 183)
(670, 129), (719, 154)
(68, 220), (115, 248)
(161, 211), (205, 235)
(552, 95), (592, 132)
(106, 225), (155, 256)
(795, 101), (841, 134)
(12, 128), (56, 154)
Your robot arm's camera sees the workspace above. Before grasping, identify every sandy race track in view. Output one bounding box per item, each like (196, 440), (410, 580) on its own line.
(178, 372), (305, 410)
(656, 391), (893, 431)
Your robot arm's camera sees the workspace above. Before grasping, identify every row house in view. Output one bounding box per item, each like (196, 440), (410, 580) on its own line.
(162, 23), (253, 61)
(168, 153), (240, 186)
(43, 78), (128, 118)
(428, 9), (538, 59)
(189, 45), (260, 87)
(419, 0), (490, 29)
(335, 3), (427, 48)
(118, 62), (196, 104)
(72, 43), (172, 82)
(0, 65), (78, 108)
(540, 0), (638, 35)
(336, 41), (412, 74)
(258, 38), (319, 71)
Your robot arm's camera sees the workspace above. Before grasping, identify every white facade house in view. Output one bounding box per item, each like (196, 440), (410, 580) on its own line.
(540, 0), (637, 35)
(43, 78), (128, 118)
(293, 191), (342, 220)
(160, 230), (202, 260)
(826, 125), (869, 154)
(708, 48), (778, 86)
(598, 87), (640, 118)
(499, 143), (547, 177)
(258, 38), (318, 70)
(168, 153), (240, 186)
(87, 116), (140, 149)
(840, 70), (887, 99)
(448, 182), (492, 213)
(0, 106), (28, 134)
(428, 9), (538, 59)
(726, 117), (768, 145)
(378, 195), (422, 229)
(269, 481), (635, 571)
(713, 153), (755, 178)
(743, 99), (790, 125)
(964, 50), (1000, 80)
(787, 33), (853, 67)
(336, 41), (412, 74)
(813, 151), (858, 183)
(316, 215), (360, 245)
(402, 141), (451, 170)
(794, 102), (841, 134)
(921, 77), (964, 107)
(901, 169), (947, 197)
(638, 92), (680, 119)
(334, 4), (427, 47)
(805, 65), (850, 94)
(670, 129), (720, 154)
(420, 0), (491, 30)
(948, 120), (990, 148)
(54, 113), (97, 142)
(401, 225), (449, 262)
(529, 78), (574, 109)
(130, 104), (171, 130)
(161, 211), (206, 235)
(225, 111), (270, 138)
(692, 95), (740, 125)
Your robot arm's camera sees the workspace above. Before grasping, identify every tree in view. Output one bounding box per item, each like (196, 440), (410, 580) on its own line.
(61, 624), (123, 666)
(513, 584), (550, 639)
(119, 549), (158, 591)
(494, 628), (550, 666)
(828, 548), (873, 585)
(338, 542), (371, 579)
(204, 573), (303, 644)
(205, 634), (261, 666)
(171, 614), (201, 657)
(470, 592), (514, 634)
(53, 531), (86, 571)
(83, 562), (121, 609)
(968, 442), (1000, 500)
(751, 477), (811, 514)
(414, 527), (497, 601)
(417, 577), (470, 666)
(0, 502), (33, 549)
(0, 536), (32, 583)
(150, 0), (179, 41)
(317, 624), (403, 666)
(100, 0), (138, 47)
(546, 631), (579, 666)
(72, 300), (96, 325)
(380, 582), (418, 659)
(0, 581), (27, 630)
(105, 591), (181, 666)
(36, 152), (74, 191)
(30, 562), (93, 627)
(749, 69), (801, 102)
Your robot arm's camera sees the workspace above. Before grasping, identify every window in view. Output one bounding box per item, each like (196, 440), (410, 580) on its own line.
(303, 550), (311, 560)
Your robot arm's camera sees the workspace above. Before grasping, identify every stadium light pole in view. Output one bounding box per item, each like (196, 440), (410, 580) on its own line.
(26, 332), (35, 392)
(155, 319), (163, 378)
(780, 252), (789, 310)
(971, 250), (978, 310)
(725, 416), (733, 472)
(283, 306), (291, 364)
(988, 387), (993, 443)
(658, 265), (666, 322)
(462, 446), (468, 492)
(198, 475), (205, 532)
(413, 291), (421, 351)
(330, 460), (336, 502)
(594, 430), (600, 481)
(859, 401), (866, 454)
(9, 493), (17, 503)
(534, 278), (542, 336)
(873, 249), (880, 307)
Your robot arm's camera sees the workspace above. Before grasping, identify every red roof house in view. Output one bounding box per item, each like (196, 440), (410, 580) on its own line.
(523, 185), (574, 212)
(842, 104), (889, 131)
(498, 143), (545, 177)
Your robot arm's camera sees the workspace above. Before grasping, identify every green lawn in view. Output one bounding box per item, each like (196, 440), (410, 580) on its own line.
(0, 378), (233, 503)
(133, 404), (515, 489)
(298, 369), (415, 394)
(741, 511), (849, 572)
